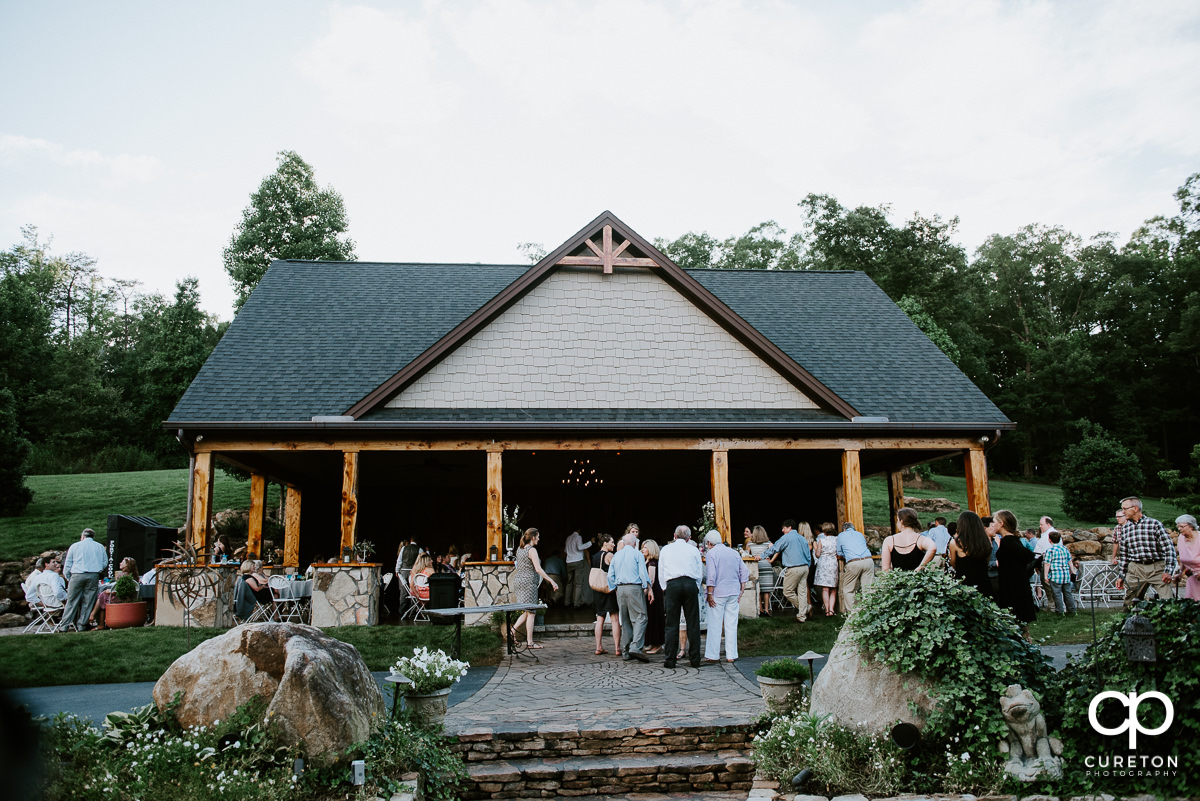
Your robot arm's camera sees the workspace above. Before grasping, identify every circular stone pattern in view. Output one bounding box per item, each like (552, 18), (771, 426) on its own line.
(530, 660), (679, 689)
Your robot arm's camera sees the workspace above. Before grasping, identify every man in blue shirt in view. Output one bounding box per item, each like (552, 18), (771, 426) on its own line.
(835, 522), (875, 612)
(927, 517), (951, 568)
(607, 528), (652, 661)
(59, 528), (108, 632)
(761, 519), (812, 622)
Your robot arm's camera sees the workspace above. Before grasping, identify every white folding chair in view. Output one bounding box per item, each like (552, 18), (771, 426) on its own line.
(381, 573), (394, 616)
(401, 574), (430, 623)
(269, 575), (303, 623)
(232, 578), (273, 625)
(25, 583), (63, 634)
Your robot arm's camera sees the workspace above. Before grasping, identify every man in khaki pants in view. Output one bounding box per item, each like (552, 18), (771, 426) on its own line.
(1114, 496), (1178, 607)
(760, 519), (812, 622)
(836, 522), (875, 613)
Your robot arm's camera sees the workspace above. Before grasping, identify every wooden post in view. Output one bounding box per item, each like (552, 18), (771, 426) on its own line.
(189, 451), (213, 553)
(247, 473), (266, 560)
(841, 449), (864, 534)
(710, 449), (731, 543)
(283, 485), (301, 568)
(965, 447), (991, 516)
(486, 451), (503, 559)
(339, 451), (359, 560)
(835, 486), (846, 527)
(887, 470), (905, 531)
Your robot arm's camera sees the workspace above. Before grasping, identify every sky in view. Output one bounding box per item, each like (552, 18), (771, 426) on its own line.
(2, 0), (1198, 319)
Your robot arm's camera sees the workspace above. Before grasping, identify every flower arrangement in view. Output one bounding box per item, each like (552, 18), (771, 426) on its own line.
(695, 501), (717, 540)
(389, 647), (469, 695)
(501, 504), (523, 558)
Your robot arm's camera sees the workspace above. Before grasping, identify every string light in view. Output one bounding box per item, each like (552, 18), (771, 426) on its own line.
(563, 458), (604, 486)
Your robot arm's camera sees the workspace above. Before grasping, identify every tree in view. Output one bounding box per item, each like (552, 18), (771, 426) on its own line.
(1059, 421), (1144, 520)
(0, 388), (33, 516)
(223, 151), (356, 309)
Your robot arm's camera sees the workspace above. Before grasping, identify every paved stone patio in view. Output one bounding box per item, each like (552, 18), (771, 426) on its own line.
(446, 638), (765, 736)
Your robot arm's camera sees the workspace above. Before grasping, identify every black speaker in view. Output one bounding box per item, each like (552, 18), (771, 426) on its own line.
(106, 515), (179, 578)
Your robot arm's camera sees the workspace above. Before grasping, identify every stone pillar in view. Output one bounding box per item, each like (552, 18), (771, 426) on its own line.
(462, 562), (513, 625)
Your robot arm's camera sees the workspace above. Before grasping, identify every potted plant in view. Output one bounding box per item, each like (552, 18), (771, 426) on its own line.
(389, 647), (469, 728)
(105, 575), (148, 629)
(755, 657), (810, 716)
(353, 539), (376, 563)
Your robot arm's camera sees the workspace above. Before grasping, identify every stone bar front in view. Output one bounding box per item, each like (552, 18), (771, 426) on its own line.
(153, 564), (239, 628)
(309, 563), (381, 627)
(462, 562), (513, 624)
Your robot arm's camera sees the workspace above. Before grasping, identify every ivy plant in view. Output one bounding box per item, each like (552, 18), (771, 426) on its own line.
(847, 568), (1050, 764)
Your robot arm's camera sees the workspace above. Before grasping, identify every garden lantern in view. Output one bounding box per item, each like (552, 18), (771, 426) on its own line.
(1122, 614), (1157, 663)
(797, 650), (824, 686)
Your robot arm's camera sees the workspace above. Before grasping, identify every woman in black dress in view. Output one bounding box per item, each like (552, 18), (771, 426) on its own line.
(993, 509), (1036, 638)
(592, 534), (620, 655)
(641, 538), (664, 653)
(949, 511), (994, 598)
(882, 508), (937, 571)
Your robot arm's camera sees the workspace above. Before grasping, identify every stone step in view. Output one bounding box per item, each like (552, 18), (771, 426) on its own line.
(451, 722), (756, 763)
(464, 748), (756, 799)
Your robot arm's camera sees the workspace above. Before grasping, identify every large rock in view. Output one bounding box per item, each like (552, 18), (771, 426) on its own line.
(810, 627), (937, 734)
(1068, 540), (1101, 556)
(902, 497), (960, 515)
(153, 623), (384, 761)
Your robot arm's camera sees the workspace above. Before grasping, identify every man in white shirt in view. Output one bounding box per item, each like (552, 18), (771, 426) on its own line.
(658, 525), (704, 669)
(23, 558), (45, 604)
(564, 530), (592, 608)
(33, 557), (68, 603)
(1035, 516), (1057, 556)
(58, 528), (108, 631)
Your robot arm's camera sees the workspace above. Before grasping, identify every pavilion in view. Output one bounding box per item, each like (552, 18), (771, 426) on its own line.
(166, 211), (1011, 611)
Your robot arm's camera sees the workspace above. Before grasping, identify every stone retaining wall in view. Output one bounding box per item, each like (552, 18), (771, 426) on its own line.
(451, 722), (755, 761)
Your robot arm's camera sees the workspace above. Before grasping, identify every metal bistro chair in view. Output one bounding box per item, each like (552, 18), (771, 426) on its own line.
(25, 583), (64, 634)
(1077, 561), (1124, 608)
(401, 574), (431, 624)
(381, 572), (394, 617)
(269, 575), (304, 623)
(232, 577), (274, 625)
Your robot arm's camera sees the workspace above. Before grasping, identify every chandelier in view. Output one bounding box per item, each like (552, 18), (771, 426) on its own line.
(562, 457), (604, 487)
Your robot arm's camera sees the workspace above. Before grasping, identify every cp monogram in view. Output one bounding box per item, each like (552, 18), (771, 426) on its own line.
(1088, 691), (1174, 749)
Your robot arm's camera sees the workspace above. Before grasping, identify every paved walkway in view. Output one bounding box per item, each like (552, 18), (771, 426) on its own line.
(447, 638), (763, 736)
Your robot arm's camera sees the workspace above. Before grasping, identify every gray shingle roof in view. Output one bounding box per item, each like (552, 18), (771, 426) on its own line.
(167, 261), (1008, 427)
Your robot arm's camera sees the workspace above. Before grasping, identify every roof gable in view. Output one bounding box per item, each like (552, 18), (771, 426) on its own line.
(348, 211), (857, 419)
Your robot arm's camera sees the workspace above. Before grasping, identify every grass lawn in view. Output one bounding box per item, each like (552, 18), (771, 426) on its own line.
(0, 606), (1122, 689)
(0, 624), (502, 689)
(0, 469), (281, 561)
(862, 473), (1184, 531)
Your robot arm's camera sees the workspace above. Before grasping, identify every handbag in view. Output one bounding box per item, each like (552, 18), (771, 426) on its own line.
(589, 563), (612, 594)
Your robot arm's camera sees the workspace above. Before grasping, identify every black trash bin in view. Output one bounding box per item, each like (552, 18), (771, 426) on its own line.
(427, 573), (460, 625)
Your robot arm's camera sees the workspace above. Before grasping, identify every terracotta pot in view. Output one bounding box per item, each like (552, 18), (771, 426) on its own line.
(404, 686), (452, 728)
(757, 675), (807, 716)
(106, 601), (148, 629)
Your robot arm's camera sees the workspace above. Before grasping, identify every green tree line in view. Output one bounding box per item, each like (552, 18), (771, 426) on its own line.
(655, 173), (1200, 484)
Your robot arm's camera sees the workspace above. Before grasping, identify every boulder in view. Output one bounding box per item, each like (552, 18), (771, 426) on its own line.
(0, 612), (26, 628)
(810, 627), (937, 734)
(153, 623), (384, 761)
(1068, 540), (1101, 556)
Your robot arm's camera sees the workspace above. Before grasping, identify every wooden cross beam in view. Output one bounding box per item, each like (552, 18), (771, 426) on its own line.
(556, 224), (659, 273)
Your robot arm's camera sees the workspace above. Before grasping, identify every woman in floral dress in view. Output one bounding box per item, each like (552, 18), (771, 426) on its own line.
(813, 522), (839, 615)
(510, 528), (558, 649)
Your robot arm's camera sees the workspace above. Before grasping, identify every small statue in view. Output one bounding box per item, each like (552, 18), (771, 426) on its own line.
(998, 684), (1063, 782)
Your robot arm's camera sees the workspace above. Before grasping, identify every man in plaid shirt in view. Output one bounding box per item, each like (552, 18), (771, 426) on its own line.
(1042, 531), (1076, 614)
(1115, 496), (1179, 607)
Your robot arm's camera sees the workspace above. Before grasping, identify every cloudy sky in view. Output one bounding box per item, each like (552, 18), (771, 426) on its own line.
(2, 0), (1198, 318)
